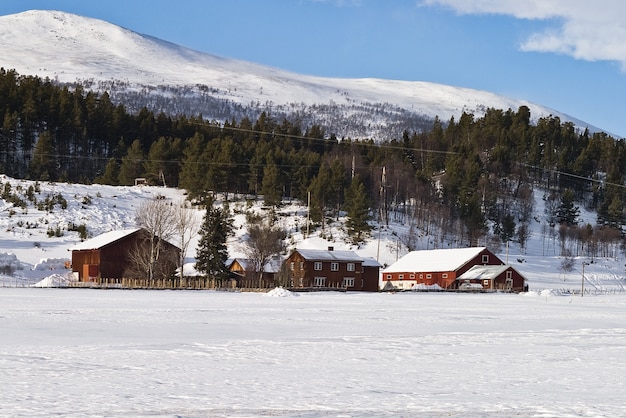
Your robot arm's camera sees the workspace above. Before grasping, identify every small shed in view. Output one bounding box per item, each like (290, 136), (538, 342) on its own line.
(70, 228), (180, 281)
(227, 256), (282, 282)
(456, 264), (526, 292)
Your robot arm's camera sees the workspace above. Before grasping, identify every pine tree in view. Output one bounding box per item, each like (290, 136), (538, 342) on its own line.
(29, 131), (56, 181)
(195, 195), (233, 279)
(179, 133), (207, 200)
(344, 174), (371, 243)
(556, 189), (580, 226)
(118, 139), (145, 186)
(261, 157), (281, 207)
(95, 158), (120, 185)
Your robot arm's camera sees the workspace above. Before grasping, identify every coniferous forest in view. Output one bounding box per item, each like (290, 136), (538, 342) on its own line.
(2, 68), (626, 255)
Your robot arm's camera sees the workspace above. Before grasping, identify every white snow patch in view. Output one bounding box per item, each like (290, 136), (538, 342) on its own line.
(264, 286), (299, 297)
(31, 273), (74, 288)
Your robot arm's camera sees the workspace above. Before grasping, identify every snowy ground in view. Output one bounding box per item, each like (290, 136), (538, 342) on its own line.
(2, 288), (626, 417)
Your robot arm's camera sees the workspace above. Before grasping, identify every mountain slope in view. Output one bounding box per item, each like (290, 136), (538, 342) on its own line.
(0, 10), (604, 138)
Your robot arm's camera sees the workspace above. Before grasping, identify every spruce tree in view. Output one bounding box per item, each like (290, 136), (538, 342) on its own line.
(344, 174), (371, 243)
(556, 189), (580, 226)
(195, 195), (233, 279)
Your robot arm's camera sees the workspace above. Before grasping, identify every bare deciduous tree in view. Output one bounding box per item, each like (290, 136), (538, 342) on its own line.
(174, 199), (200, 281)
(125, 230), (178, 280)
(134, 198), (178, 281)
(243, 212), (286, 281)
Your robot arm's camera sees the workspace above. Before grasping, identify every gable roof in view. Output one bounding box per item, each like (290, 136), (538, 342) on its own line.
(71, 228), (142, 251)
(294, 248), (363, 262)
(456, 264), (511, 281)
(382, 247), (492, 273)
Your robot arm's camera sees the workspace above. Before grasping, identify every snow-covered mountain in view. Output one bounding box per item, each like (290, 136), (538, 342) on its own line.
(0, 10), (604, 139)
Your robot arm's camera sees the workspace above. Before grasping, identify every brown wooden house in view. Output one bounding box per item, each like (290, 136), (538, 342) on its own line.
(227, 257), (282, 282)
(285, 247), (379, 291)
(382, 247), (516, 291)
(70, 228), (180, 281)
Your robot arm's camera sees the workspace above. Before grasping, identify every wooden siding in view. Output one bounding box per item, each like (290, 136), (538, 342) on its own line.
(382, 248), (505, 290)
(285, 251), (364, 290)
(71, 229), (180, 281)
(361, 265), (380, 292)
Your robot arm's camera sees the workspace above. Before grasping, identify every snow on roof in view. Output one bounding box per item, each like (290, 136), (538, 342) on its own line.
(457, 264), (510, 281)
(362, 257), (382, 268)
(70, 228), (141, 251)
(382, 247), (489, 273)
(295, 248), (363, 262)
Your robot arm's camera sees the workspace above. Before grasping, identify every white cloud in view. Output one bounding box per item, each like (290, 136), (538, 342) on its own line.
(420, 0), (626, 69)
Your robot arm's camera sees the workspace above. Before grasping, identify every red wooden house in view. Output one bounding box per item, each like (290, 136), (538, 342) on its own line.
(70, 228), (180, 281)
(381, 247), (518, 291)
(284, 247), (380, 291)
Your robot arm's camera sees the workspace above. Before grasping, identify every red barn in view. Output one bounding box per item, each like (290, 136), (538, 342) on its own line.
(381, 247), (513, 291)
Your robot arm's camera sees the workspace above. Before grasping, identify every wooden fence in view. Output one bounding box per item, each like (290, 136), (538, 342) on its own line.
(68, 277), (277, 291)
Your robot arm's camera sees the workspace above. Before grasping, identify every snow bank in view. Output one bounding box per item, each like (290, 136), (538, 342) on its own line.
(0, 252), (25, 272)
(31, 274), (74, 288)
(263, 287), (299, 297)
(520, 289), (564, 297)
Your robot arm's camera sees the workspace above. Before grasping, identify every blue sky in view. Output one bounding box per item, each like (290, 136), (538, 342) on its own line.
(1, 0), (625, 137)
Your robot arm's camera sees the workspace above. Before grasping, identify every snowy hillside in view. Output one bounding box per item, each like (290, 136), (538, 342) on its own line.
(0, 10), (604, 139)
(0, 176), (624, 293)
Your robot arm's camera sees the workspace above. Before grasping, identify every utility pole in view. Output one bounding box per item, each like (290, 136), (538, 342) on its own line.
(581, 261), (589, 297)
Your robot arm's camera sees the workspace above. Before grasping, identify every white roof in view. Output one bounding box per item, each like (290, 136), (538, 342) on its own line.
(362, 257), (382, 268)
(382, 247), (489, 273)
(457, 264), (510, 281)
(295, 249), (363, 262)
(70, 228), (141, 251)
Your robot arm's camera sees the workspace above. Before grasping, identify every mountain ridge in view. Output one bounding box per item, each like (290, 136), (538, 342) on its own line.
(0, 9), (606, 138)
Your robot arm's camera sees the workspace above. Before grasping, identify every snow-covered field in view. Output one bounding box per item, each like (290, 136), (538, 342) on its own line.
(3, 288), (626, 417)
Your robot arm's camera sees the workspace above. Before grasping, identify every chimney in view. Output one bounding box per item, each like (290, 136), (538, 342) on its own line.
(328, 246), (334, 251)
